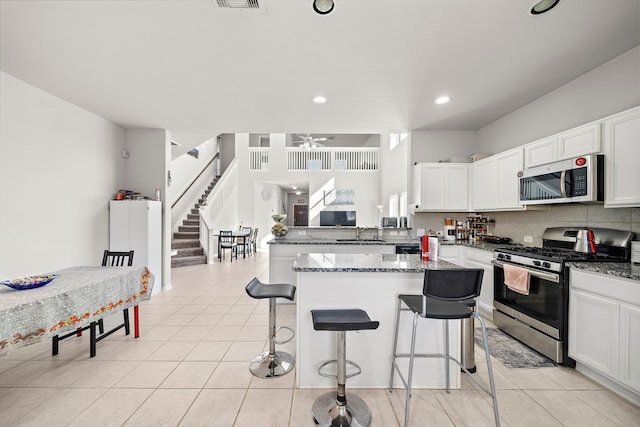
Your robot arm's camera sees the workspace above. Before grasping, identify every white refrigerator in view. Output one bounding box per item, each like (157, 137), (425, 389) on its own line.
(109, 200), (162, 295)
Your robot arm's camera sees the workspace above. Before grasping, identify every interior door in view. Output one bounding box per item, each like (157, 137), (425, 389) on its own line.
(294, 205), (308, 226)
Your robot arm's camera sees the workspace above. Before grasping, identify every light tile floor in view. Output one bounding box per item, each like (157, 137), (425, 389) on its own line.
(1, 250), (639, 426)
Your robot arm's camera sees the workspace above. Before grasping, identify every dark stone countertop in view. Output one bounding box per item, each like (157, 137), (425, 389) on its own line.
(566, 262), (640, 282)
(292, 253), (461, 273)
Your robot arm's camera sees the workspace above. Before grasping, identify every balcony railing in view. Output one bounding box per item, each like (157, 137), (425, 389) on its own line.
(288, 147), (379, 171)
(248, 147), (379, 172)
(249, 148), (270, 171)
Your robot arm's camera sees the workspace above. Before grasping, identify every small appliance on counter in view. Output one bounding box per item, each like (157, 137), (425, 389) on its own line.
(443, 217), (456, 241)
(381, 217), (397, 228)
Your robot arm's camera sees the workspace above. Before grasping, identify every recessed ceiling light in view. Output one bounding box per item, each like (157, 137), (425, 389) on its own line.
(313, 96), (327, 104)
(435, 96), (450, 105)
(291, 186), (297, 190)
(530, 0), (560, 15)
(313, 0), (334, 15)
(295, 191), (302, 195)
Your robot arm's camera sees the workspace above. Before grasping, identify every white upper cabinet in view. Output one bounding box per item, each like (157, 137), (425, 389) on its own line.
(524, 136), (556, 168)
(473, 147), (524, 211)
(558, 122), (601, 159)
(496, 148), (523, 208)
(413, 163), (468, 211)
(473, 157), (497, 210)
(603, 107), (640, 208)
(524, 121), (601, 168)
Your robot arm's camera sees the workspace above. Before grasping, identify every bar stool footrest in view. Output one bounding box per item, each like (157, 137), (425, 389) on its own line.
(249, 351), (295, 378)
(273, 326), (295, 345)
(317, 359), (362, 380)
(312, 391), (372, 427)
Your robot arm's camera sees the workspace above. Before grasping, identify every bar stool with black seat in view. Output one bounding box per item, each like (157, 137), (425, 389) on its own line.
(389, 268), (500, 427)
(311, 309), (380, 427)
(52, 250), (135, 357)
(245, 277), (296, 377)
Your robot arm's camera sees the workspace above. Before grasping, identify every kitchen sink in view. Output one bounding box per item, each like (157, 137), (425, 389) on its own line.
(335, 239), (385, 242)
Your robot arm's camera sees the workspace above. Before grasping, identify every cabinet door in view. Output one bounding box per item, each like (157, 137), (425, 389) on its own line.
(473, 158), (497, 210)
(569, 289), (619, 378)
(603, 107), (640, 207)
(524, 136), (557, 168)
(496, 148), (523, 209)
(619, 303), (640, 394)
(558, 122), (601, 160)
(444, 164), (468, 210)
(465, 258), (494, 319)
(422, 164), (446, 210)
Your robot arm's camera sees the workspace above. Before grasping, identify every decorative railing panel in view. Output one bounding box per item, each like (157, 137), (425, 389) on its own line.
(249, 148), (270, 171)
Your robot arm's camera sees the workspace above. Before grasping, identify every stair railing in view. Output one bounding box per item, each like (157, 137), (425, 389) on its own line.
(170, 153), (219, 235)
(199, 158), (240, 263)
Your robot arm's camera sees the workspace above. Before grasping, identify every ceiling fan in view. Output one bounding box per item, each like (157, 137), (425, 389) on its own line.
(295, 134), (327, 149)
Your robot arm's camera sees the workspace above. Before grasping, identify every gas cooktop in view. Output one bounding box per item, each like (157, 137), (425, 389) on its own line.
(495, 246), (621, 262)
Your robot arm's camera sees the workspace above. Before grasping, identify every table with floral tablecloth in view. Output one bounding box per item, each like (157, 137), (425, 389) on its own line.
(0, 266), (154, 355)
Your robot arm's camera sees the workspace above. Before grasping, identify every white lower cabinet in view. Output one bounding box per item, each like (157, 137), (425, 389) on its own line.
(465, 247), (494, 320)
(569, 289), (619, 377)
(569, 268), (640, 402)
(619, 303), (640, 393)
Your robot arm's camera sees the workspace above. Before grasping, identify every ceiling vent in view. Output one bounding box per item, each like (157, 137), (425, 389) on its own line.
(211, 0), (266, 12)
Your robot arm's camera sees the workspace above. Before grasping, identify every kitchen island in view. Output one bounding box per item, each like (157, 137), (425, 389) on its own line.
(293, 252), (464, 389)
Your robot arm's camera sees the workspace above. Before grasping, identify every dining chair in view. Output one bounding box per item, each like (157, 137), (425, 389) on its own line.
(389, 268), (500, 427)
(250, 228), (259, 253)
(237, 226), (253, 256)
(218, 230), (238, 262)
(52, 250), (135, 357)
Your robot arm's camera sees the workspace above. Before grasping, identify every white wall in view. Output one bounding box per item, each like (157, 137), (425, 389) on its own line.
(410, 130), (478, 163)
(124, 128), (171, 291)
(380, 133), (409, 218)
(0, 71), (126, 278)
(169, 138), (218, 205)
(477, 46), (640, 153)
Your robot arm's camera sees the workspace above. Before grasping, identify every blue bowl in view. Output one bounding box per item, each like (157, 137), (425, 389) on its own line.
(1, 274), (60, 290)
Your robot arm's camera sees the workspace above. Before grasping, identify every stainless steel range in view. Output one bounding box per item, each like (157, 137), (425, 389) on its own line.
(492, 227), (635, 366)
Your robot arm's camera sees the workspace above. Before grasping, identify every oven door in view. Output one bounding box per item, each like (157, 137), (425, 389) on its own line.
(492, 259), (563, 334)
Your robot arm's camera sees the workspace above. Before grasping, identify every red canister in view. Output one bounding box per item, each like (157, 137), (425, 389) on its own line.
(421, 235), (430, 261)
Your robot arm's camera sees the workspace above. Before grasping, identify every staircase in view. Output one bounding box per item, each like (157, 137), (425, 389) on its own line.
(171, 177), (220, 268)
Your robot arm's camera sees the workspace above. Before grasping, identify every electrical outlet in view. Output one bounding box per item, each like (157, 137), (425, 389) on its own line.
(299, 230), (306, 236)
(523, 235), (533, 243)
(390, 231), (398, 236)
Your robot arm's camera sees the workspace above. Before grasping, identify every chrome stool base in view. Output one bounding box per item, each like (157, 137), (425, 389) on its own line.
(312, 392), (372, 427)
(249, 350), (295, 378)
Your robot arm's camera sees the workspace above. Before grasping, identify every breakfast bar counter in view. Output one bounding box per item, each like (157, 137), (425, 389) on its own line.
(292, 253), (463, 389)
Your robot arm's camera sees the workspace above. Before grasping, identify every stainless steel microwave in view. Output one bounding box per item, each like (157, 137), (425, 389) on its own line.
(518, 154), (604, 205)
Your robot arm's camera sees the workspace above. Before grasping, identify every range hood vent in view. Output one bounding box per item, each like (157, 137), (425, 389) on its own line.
(212, 0), (265, 11)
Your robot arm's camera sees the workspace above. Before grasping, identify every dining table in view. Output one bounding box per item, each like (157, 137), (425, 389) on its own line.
(0, 266), (154, 356)
(215, 230), (251, 258)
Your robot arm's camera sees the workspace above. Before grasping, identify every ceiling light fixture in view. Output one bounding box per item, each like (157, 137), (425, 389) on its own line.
(530, 0), (560, 15)
(313, 0), (334, 15)
(435, 95), (450, 105)
(313, 95), (327, 104)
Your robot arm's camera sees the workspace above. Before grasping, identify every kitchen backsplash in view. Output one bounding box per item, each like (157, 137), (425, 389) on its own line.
(412, 205), (640, 247)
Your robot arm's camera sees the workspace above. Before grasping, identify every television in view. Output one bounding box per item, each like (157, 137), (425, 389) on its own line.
(320, 210), (356, 226)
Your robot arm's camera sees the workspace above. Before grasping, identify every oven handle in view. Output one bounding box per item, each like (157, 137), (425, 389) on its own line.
(492, 260), (560, 283)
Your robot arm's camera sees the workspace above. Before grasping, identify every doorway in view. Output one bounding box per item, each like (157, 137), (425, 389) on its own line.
(294, 205), (309, 226)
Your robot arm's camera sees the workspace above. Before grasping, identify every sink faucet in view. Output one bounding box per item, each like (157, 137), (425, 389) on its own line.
(355, 227), (362, 240)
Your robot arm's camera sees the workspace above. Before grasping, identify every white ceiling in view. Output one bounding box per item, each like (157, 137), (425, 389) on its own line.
(1, 0), (639, 148)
